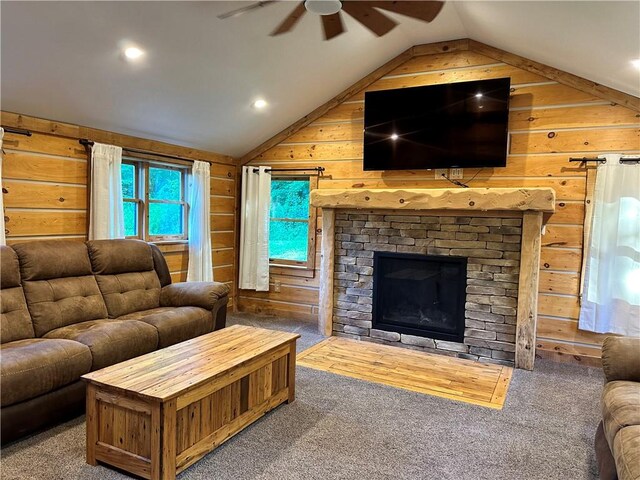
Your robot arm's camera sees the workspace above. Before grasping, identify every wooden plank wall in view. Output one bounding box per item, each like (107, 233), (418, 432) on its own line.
(240, 50), (640, 364)
(1, 121), (237, 306)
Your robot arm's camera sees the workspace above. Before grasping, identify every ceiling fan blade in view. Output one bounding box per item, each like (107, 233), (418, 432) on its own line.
(217, 1), (277, 20)
(341, 2), (397, 37)
(271, 1), (306, 35)
(370, 1), (445, 23)
(321, 12), (345, 40)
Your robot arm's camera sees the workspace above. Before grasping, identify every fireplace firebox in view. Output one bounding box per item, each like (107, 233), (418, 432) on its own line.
(372, 252), (467, 343)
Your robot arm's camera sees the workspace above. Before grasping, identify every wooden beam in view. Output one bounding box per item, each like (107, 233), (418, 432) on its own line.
(411, 38), (469, 56)
(515, 211), (544, 370)
(318, 208), (335, 336)
(310, 188), (556, 212)
(1, 111), (236, 165)
(468, 40), (640, 112)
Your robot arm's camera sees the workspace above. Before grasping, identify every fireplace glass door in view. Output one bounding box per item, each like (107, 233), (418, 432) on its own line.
(372, 252), (467, 342)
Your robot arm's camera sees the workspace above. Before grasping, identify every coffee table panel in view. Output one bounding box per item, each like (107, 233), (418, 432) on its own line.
(175, 348), (292, 473)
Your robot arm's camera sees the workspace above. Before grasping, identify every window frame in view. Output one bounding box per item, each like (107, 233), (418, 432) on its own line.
(122, 159), (190, 243)
(268, 175), (318, 271)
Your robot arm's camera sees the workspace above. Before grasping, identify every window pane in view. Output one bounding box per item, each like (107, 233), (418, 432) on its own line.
(149, 203), (183, 236)
(149, 167), (181, 201)
(270, 179), (309, 219)
(123, 202), (137, 237)
(121, 163), (135, 198)
(269, 220), (308, 262)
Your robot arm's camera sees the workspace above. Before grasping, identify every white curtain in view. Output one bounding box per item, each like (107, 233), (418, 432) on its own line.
(89, 143), (125, 240)
(239, 166), (271, 291)
(0, 128), (5, 246)
(579, 155), (640, 336)
(187, 161), (213, 282)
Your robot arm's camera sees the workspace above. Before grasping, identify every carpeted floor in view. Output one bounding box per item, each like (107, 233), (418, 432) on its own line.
(1, 312), (604, 480)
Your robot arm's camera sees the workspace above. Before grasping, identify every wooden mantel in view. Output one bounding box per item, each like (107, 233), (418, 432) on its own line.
(311, 187), (555, 370)
(310, 187), (556, 212)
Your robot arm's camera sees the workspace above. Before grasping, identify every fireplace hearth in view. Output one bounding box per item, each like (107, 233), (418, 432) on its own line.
(373, 252), (467, 343)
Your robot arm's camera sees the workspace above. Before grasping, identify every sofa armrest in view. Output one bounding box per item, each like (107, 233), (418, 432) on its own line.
(602, 336), (640, 383)
(160, 282), (230, 311)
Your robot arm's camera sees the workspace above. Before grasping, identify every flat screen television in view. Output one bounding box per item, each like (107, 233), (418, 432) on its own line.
(363, 78), (511, 171)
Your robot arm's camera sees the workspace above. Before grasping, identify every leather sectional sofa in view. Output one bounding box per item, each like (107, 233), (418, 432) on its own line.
(0, 239), (230, 443)
(596, 336), (640, 480)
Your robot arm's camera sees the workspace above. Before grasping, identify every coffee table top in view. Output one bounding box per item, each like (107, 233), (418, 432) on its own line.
(82, 325), (300, 402)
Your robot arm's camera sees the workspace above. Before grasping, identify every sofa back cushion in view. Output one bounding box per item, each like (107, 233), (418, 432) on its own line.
(0, 246), (35, 343)
(86, 239), (161, 318)
(12, 241), (108, 337)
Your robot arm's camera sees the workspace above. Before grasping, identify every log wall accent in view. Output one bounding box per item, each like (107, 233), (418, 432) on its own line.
(1, 112), (237, 306)
(240, 44), (640, 365)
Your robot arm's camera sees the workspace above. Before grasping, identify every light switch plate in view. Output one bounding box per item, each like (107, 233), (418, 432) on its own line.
(435, 169), (448, 179)
(450, 168), (463, 179)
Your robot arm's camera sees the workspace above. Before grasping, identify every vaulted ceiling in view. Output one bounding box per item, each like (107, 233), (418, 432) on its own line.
(2, 1), (639, 157)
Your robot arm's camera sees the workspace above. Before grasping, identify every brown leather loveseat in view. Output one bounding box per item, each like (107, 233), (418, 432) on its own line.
(596, 336), (640, 480)
(0, 239), (229, 443)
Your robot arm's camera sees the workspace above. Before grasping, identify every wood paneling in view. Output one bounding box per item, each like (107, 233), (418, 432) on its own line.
(1, 114), (237, 296)
(241, 47), (640, 363)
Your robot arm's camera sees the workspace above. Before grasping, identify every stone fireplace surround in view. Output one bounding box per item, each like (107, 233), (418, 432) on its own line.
(310, 188), (556, 370)
(333, 212), (523, 366)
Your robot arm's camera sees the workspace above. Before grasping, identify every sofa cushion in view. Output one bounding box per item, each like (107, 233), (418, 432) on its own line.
(0, 338), (92, 407)
(1, 286), (34, 344)
(0, 245), (21, 289)
(44, 319), (158, 370)
(13, 240), (93, 281)
(613, 425), (640, 480)
(118, 306), (213, 348)
(23, 276), (108, 337)
(86, 239), (154, 275)
(86, 240), (161, 318)
(602, 380), (640, 448)
(95, 272), (161, 318)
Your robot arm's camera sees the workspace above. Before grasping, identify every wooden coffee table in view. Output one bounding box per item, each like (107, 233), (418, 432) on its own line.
(82, 325), (299, 480)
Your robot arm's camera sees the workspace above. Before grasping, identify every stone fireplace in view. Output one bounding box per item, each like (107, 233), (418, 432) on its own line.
(310, 188), (556, 370)
(333, 212), (522, 365)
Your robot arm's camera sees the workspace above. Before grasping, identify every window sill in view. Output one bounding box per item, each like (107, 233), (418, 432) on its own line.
(151, 240), (189, 245)
(269, 263), (315, 278)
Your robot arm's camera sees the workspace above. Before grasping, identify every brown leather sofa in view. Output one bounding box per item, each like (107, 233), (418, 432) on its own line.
(0, 239), (229, 444)
(595, 336), (640, 480)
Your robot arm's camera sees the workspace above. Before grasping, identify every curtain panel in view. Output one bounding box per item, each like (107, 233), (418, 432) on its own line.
(89, 143), (125, 240)
(579, 155), (640, 336)
(239, 166), (271, 291)
(0, 128), (5, 246)
(187, 160), (214, 282)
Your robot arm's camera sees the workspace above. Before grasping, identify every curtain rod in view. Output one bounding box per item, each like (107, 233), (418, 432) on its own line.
(569, 156), (640, 164)
(79, 139), (195, 164)
(252, 167), (325, 174)
(2, 126), (32, 137)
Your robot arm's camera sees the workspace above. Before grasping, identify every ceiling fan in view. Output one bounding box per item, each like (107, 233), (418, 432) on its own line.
(218, 1), (445, 40)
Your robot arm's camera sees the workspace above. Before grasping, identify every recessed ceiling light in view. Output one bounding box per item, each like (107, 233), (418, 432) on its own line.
(475, 93), (483, 98)
(632, 59), (640, 70)
(124, 47), (144, 60)
(390, 133), (399, 140)
(253, 99), (268, 109)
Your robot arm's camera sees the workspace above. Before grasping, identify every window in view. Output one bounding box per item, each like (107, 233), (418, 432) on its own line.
(121, 161), (189, 242)
(269, 176), (317, 269)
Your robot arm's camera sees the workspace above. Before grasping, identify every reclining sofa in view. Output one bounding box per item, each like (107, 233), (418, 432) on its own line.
(596, 336), (640, 480)
(0, 239), (229, 443)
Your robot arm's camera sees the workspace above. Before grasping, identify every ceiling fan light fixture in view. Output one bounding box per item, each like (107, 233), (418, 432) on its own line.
(304, 0), (342, 16)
